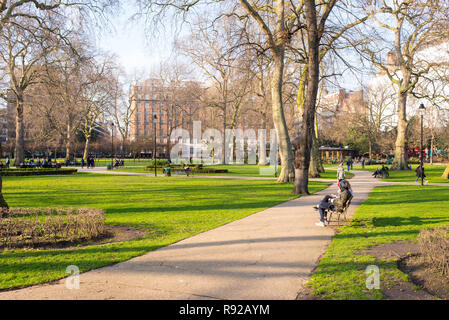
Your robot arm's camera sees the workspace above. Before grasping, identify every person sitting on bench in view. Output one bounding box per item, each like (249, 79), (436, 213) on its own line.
(372, 168), (381, 178)
(184, 163), (191, 177)
(314, 180), (352, 227)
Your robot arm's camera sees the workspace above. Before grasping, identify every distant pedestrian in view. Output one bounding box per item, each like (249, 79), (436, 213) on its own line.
(361, 157), (365, 169)
(5, 157), (9, 168)
(81, 158), (85, 169)
(337, 163), (345, 181)
(346, 159), (351, 172)
(415, 165), (428, 184)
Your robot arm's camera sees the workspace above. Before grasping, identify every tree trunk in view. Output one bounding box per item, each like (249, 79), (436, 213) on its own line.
(292, 0), (320, 194)
(13, 95), (25, 167)
(311, 114), (324, 175)
(272, 51), (294, 182)
(271, 2), (294, 182)
(391, 92), (409, 170)
(442, 164), (449, 179)
(65, 122), (72, 161)
(258, 109), (268, 166)
(309, 132), (321, 178)
(0, 175), (8, 209)
(83, 136), (91, 161)
(222, 106), (226, 164)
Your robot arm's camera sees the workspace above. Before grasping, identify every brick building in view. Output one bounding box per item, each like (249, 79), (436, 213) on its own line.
(130, 78), (202, 157)
(318, 88), (367, 127)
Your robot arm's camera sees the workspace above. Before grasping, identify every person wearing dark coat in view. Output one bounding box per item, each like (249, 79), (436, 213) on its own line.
(415, 165), (428, 183)
(314, 180), (352, 227)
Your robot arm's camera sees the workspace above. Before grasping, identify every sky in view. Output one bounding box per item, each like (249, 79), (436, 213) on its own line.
(95, 2), (176, 76)
(95, 2), (370, 92)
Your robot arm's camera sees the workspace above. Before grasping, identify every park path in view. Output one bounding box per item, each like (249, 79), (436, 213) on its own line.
(0, 170), (383, 300)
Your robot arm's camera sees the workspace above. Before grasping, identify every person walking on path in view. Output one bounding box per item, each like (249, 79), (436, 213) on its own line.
(361, 157), (365, 169)
(346, 159), (351, 172)
(415, 164), (428, 184)
(337, 163), (345, 181)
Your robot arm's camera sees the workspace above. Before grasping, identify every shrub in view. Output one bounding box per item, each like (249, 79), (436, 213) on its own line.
(418, 227), (449, 275)
(0, 168), (77, 176)
(0, 207), (105, 248)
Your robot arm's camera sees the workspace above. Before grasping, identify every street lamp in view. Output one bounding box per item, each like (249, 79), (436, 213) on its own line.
(153, 113), (157, 177)
(111, 122), (115, 169)
(418, 103), (426, 186)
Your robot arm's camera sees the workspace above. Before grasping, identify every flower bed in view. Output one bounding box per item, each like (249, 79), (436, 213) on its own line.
(0, 208), (105, 248)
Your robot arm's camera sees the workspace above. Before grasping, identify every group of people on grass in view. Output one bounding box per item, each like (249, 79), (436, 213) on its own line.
(12, 157), (61, 169)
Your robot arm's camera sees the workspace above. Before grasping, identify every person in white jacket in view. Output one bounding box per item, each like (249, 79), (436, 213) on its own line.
(337, 163), (345, 181)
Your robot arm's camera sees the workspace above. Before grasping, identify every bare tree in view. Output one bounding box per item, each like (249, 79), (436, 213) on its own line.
(360, 0), (449, 170)
(79, 55), (116, 160)
(0, 20), (59, 165)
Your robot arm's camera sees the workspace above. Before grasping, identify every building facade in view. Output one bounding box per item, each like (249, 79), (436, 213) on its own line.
(318, 88), (367, 128)
(130, 78), (202, 157)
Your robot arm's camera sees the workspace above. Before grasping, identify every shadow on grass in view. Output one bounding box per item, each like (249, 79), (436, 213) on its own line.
(371, 216), (449, 228)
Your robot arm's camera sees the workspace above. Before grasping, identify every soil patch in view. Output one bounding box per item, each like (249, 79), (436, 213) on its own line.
(364, 242), (449, 300)
(400, 254), (449, 300)
(0, 225), (148, 251)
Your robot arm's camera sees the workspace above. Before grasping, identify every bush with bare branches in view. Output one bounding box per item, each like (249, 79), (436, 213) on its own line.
(418, 227), (449, 276)
(0, 208), (105, 248)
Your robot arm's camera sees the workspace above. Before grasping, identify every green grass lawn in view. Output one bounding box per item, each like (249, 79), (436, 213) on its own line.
(0, 173), (329, 290)
(116, 164), (353, 180)
(306, 184), (449, 300)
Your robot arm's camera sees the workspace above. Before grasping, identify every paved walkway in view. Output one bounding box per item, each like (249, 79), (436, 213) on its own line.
(0, 170), (383, 300)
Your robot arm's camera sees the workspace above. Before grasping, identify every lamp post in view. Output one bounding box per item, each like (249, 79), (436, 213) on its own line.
(419, 103), (426, 186)
(153, 113), (157, 177)
(111, 122), (115, 169)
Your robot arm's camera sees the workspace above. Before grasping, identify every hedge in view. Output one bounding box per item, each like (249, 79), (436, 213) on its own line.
(0, 168), (77, 176)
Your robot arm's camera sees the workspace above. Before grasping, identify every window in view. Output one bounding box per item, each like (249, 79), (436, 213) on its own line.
(145, 94), (150, 100)
(145, 103), (149, 109)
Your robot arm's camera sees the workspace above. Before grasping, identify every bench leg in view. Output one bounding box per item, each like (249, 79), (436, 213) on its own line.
(327, 211), (333, 226)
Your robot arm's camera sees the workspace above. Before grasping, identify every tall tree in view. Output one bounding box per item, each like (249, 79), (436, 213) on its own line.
(0, 20), (58, 165)
(361, 0), (449, 170)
